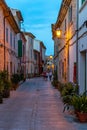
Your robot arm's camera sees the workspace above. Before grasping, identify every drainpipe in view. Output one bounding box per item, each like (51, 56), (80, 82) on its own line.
(76, 0), (79, 87)
(3, 10), (11, 71)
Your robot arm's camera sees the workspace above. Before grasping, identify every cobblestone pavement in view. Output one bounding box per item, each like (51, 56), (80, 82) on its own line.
(0, 77), (87, 130)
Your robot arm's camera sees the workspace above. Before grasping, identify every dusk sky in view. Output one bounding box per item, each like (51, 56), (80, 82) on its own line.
(5, 0), (62, 56)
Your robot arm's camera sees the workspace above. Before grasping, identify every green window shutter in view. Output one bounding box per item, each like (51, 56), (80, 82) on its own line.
(82, 0), (85, 4)
(18, 40), (22, 57)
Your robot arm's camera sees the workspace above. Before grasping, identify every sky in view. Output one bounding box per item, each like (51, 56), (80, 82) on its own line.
(5, 0), (62, 56)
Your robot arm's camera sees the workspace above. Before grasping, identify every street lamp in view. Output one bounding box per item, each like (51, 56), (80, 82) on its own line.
(55, 29), (62, 38)
(55, 28), (68, 40)
(49, 55), (53, 59)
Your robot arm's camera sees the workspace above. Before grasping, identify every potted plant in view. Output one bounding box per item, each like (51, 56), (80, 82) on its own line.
(71, 94), (87, 122)
(0, 73), (4, 103)
(0, 70), (11, 98)
(11, 73), (20, 90)
(3, 80), (11, 98)
(61, 82), (78, 112)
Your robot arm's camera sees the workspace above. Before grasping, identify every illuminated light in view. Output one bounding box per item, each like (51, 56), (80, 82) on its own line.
(52, 64), (54, 69)
(50, 55), (53, 59)
(56, 29), (62, 38)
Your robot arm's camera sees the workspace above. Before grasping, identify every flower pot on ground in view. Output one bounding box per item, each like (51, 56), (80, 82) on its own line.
(61, 82), (78, 112)
(0, 92), (3, 103)
(77, 112), (87, 122)
(12, 83), (19, 90)
(20, 73), (26, 82)
(3, 89), (10, 98)
(71, 93), (87, 122)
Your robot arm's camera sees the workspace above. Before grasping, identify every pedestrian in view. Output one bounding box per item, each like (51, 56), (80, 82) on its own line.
(49, 71), (52, 81)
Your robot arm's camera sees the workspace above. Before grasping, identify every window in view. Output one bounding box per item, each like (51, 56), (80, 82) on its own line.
(6, 28), (8, 42)
(34, 53), (37, 60)
(14, 64), (15, 74)
(31, 38), (32, 44)
(7, 62), (8, 73)
(14, 36), (15, 49)
(31, 65), (32, 73)
(68, 5), (72, 23)
(18, 40), (22, 57)
(65, 19), (66, 31)
(10, 32), (12, 47)
(10, 62), (12, 75)
(31, 49), (32, 58)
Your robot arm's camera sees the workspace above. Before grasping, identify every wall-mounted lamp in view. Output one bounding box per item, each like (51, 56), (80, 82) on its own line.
(55, 29), (62, 38)
(55, 28), (67, 40)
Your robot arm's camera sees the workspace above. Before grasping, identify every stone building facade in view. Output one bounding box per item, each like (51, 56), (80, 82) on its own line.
(0, 0), (20, 76)
(78, 0), (87, 93)
(24, 32), (35, 78)
(52, 0), (77, 83)
(52, 0), (87, 94)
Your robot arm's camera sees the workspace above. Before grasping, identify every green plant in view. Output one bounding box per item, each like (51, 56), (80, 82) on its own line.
(0, 70), (8, 80)
(4, 80), (12, 90)
(2, 79), (12, 98)
(61, 82), (74, 97)
(0, 72), (4, 103)
(71, 93), (87, 122)
(71, 94), (87, 113)
(62, 82), (78, 112)
(53, 70), (58, 81)
(51, 80), (58, 87)
(11, 73), (20, 84)
(0, 72), (4, 93)
(57, 82), (64, 92)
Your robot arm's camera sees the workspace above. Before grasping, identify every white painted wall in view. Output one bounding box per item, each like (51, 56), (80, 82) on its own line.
(42, 47), (46, 61)
(25, 34), (34, 76)
(69, 42), (76, 82)
(78, 0), (87, 93)
(33, 39), (40, 52)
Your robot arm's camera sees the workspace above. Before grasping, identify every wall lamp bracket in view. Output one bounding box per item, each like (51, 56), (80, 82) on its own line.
(55, 28), (67, 40)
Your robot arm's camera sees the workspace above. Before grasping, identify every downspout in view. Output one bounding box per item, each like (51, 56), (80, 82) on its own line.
(76, 0), (79, 88)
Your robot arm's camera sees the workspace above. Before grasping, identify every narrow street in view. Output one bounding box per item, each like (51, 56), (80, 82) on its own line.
(0, 77), (87, 130)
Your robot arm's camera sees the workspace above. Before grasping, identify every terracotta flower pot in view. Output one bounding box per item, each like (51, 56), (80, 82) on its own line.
(0, 92), (3, 103)
(3, 89), (10, 98)
(77, 112), (87, 122)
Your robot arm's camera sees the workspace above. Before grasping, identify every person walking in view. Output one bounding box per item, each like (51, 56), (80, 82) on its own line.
(46, 71), (49, 81)
(49, 71), (52, 81)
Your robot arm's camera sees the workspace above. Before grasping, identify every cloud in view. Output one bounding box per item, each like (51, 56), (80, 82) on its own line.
(5, 0), (62, 55)
(25, 23), (50, 29)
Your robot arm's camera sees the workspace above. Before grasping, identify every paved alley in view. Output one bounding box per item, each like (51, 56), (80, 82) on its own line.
(0, 77), (87, 130)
